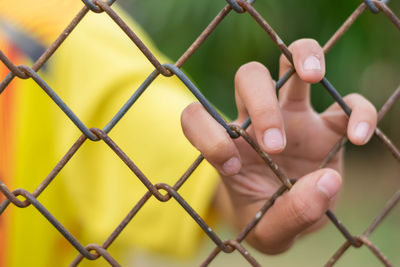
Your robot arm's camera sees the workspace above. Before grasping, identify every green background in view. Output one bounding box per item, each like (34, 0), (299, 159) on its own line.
(123, 0), (400, 123)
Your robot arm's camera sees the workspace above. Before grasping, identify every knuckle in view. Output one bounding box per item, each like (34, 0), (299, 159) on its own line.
(252, 106), (280, 123)
(252, 105), (268, 118)
(306, 216), (330, 233)
(344, 93), (377, 114)
(204, 137), (233, 162)
(289, 196), (322, 226)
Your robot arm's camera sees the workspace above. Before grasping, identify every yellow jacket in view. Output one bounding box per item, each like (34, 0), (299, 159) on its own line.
(0, 1), (218, 266)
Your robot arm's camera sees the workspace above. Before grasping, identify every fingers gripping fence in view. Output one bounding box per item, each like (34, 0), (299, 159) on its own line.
(1, 0), (400, 266)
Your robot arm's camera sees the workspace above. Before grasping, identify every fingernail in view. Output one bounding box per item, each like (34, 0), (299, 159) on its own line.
(263, 128), (284, 151)
(222, 157), (241, 176)
(317, 172), (341, 199)
(354, 122), (370, 143)
(303, 55), (321, 71)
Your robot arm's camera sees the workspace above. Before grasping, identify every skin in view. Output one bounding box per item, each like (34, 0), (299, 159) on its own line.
(180, 39), (377, 254)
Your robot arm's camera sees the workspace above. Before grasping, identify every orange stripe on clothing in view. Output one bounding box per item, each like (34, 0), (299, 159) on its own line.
(0, 41), (22, 267)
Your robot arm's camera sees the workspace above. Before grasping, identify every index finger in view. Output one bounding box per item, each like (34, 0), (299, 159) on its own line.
(235, 62), (286, 154)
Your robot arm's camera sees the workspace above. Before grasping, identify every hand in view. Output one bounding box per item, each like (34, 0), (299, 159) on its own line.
(180, 39), (377, 254)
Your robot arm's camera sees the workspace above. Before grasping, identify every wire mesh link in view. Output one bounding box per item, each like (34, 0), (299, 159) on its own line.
(1, 0), (400, 266)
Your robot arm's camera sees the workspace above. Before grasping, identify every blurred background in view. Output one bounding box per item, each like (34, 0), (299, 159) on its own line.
(115, 0), (400, 266)
(121, 0), (400, 123)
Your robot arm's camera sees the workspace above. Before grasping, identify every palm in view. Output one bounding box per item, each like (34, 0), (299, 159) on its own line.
(229, 107), (342, 200)
(181, 39), (376, 254)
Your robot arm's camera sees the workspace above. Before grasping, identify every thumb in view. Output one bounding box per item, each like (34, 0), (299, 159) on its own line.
(248, 169), (342, 254)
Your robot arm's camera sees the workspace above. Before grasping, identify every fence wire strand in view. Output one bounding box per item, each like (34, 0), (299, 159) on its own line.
(1, 0), (400, 266)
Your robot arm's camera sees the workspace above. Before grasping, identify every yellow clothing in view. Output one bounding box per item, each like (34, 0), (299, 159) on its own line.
(0, 1), (218, 266)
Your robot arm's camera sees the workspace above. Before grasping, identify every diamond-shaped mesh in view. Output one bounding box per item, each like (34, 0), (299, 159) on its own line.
(1, 0), (400, 266)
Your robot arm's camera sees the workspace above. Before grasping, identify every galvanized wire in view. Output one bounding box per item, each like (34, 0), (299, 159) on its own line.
(1, 0), (400, 266)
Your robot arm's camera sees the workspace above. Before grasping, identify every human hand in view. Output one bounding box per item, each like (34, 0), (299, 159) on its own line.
(180, 39), (377, 254)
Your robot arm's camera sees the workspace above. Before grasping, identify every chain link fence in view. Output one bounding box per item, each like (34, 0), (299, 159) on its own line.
(1, 0), (400, 266)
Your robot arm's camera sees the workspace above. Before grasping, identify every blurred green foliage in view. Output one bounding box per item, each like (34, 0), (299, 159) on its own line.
(121, 0), (400, 122)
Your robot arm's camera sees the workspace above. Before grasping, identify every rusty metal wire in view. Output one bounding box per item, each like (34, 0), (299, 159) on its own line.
(1, 0), (400, 266)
